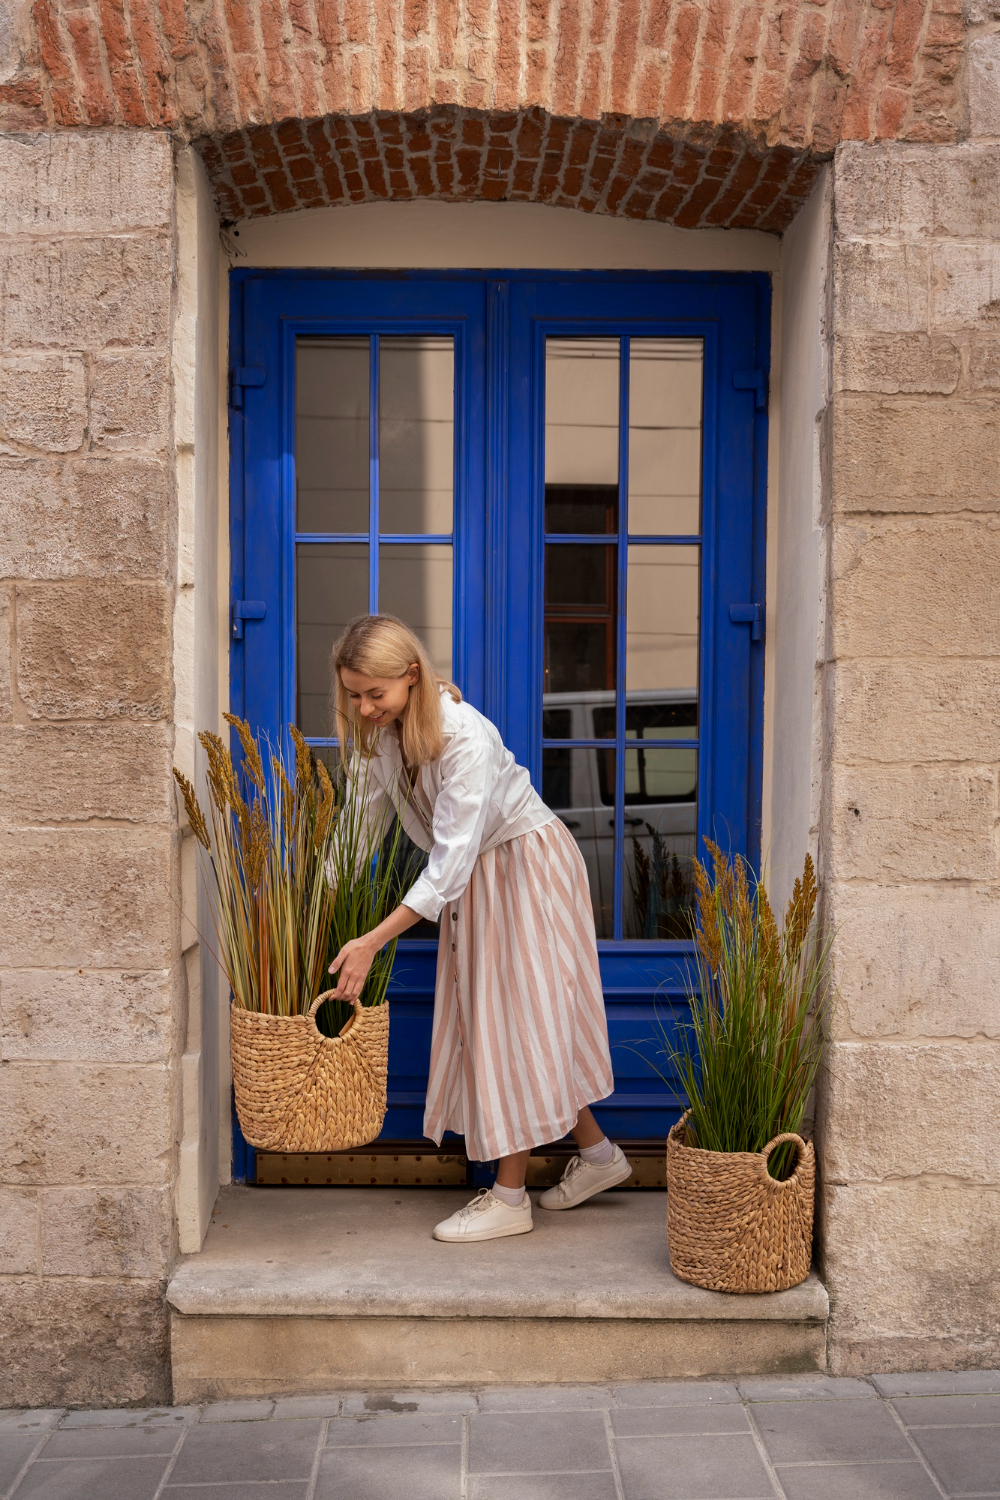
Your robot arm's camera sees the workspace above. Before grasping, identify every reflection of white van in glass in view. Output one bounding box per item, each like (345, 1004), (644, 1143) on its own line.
(542, 688), (697, 940)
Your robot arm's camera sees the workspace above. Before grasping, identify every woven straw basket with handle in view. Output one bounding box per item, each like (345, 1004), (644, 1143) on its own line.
(666, 1110), (815, 1293)
(230, 992), (389, 1153)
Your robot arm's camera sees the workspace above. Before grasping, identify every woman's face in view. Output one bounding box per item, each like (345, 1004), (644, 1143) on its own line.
(340, 664), (419, 729)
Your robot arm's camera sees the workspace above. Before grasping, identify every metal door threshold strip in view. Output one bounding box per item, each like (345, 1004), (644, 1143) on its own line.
(255, 1141), (668, 1188)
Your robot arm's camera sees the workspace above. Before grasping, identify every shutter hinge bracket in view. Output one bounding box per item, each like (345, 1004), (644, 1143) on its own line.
(231, 600), (266, 640)
(229, 366), (266, 408)
(733, 368), (768, 411)
(729, 603), (764, 643)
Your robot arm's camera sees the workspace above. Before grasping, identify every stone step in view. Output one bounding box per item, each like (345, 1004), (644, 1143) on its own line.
(167, 1186), (829, 1400)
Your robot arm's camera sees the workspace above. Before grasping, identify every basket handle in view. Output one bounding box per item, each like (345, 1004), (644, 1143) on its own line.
(760, 1132), (807, 1183)
(307, 991), (364, 1037)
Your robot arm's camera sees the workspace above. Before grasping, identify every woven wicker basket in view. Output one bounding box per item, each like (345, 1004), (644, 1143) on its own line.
(230, 992), (389, 1153)
(666, 1111), (815, 1293)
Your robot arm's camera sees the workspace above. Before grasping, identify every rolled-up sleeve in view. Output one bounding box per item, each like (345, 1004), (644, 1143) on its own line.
(402, 737), (493, 923)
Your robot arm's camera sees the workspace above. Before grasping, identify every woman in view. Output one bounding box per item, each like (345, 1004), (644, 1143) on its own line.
(327, 613), (631, 1242)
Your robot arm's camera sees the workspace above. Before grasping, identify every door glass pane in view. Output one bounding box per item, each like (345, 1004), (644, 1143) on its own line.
(544, 544), (616, 694)
(295, 338), (369, 533)
(628, 338), (703, 535)
(625, 544), (699, 728)
(623, 813), (697, 939)
(295, 543), (368, 736)
(543, 748), (615, 939)
(379, 543), (453, 680)
(545, 338), (619, 537)
(379, 336), (454, 535)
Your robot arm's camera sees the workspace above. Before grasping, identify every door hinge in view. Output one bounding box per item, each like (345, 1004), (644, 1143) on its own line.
(229, 366), (266, 408)
(733, 368), (768, 411)
(729, 602), (764, 643)
(231, 600), (266, 640)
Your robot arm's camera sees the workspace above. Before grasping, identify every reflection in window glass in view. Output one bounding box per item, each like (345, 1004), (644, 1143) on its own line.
(295, 339), (369, 533)
(628, 338), (703, 535)
(379, 337), (454, 534)
(544, 543), (616, 694)
(545, 340), (619, 502)
(542, 748), (615, 939)
(379, 544), (453, 680)
(623, 819), (697, 940)
(625, 544), (699, 719)
(295, 544), (368, 737)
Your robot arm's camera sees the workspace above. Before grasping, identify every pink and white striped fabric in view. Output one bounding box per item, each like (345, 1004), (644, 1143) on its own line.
(423, 818), (615, 1161)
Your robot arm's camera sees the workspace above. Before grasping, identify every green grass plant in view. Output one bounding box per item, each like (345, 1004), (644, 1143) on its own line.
(174, 717), (418, 1039)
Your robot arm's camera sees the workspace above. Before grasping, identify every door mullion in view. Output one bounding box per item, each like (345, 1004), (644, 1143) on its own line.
(613, 337), (629, 942)
(369, 333), (380, 614)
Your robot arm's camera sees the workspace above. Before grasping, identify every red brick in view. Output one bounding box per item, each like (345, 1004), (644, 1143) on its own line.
(720, 5), (763, 123)
(609, 0), (641, 107)
(65, 6), (117, 125)
(663, 2), (702, 117)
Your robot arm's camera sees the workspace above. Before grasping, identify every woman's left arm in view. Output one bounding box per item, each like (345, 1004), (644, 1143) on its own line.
(326, 903), (423, 1001)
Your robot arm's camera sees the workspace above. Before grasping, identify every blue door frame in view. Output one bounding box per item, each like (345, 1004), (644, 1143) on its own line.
(228, 269), (769, 1182)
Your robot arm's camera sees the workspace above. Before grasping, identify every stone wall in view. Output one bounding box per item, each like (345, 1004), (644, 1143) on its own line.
(820, 139), (1000, 1372)
(0, 131), (179, 1405)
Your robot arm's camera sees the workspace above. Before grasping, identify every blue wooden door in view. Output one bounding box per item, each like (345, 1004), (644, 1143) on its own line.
(230, 269), (768, 1172)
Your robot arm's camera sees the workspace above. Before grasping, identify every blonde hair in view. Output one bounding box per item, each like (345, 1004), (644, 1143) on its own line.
(332, 613), (461, 766)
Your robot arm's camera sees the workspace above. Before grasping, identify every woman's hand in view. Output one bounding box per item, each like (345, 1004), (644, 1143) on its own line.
(327, 935), (378, 1001)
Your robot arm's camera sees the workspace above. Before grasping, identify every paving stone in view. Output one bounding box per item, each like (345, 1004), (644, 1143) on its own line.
(468, 1410), (612, 1474)
(738, 1377), (875, 1402)
(871, 1369), (1000, 1397)
(343, 1389), (476, 1414)
(614, 1432), (775, 1499)
(890, 1391), (1000, 1425)
(777, 1464), (942, 1500)
(0, 1411), (63, 1432)
(614, 1380), (741, 1406)
(0, 1436), (38, 1491)
(478, 1386), (613, 1412)
(272, 1394), (342, 1419)
(11, 1455), (170, 1499)
(326, 1413), (463, 1446)
(906, 1423), (1000, 1494)
(314, 1442), (462, 1498)
(162, 1487), (309, 1498)
(469, 1475), (619, 1499)
(42, 1425), (180, 1457)
(611, 1404), (751, 1436)
(168, 1419), (323, 1484)
(199, 1399), (275, 1423)
(752, 1399), (916, 1465)
(59, 1406), (197, 1428)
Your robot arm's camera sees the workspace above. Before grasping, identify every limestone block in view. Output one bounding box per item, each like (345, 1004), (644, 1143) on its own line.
(829, 763), (998, 881)
(831, 659), (1000, 762)
(0, 1188), (37, 1273)
(0, 827), (175, 968)
(91, 353), (170, 452)
(822, 1182), (1000, 1343)
(0, 236), (171, 351)
(831, 517), (1000, 657)
(833, 242), (929, 333)
(0, 967), (175, 1063)
(932, 243), (1000, 331)
(0, 458), (170, 579)
(969, 337), (1000, 389)
(835, 142), (1000, 240)
(832, 396), (1000, 511)
(833, 335), (960, 395)
(0, 723), (174, 826)
(40, 1186), (172, 1277)
(0, 586), (10, 722)
(0, 354), (86, 452)
(15, 581), (171, 720)
(0, 133), (171, 234)
(829, 883), (1000, 1039)
(0, 1062), (172, 1186)
(0, 1276), (169, 1407)
(968, 33), (1000, 138)
(822, 1042), (1000, 1182)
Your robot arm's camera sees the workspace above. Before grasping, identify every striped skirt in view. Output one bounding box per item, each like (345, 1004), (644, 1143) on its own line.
(423, 818), (615, 1162)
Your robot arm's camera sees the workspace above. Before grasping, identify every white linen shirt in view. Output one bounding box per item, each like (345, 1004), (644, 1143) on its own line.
(342, 691), (554, 924)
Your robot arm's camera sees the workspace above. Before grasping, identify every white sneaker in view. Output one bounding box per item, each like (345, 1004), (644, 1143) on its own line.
(432, 1189), (534, 1243)
(537, 1146), (633, 1210)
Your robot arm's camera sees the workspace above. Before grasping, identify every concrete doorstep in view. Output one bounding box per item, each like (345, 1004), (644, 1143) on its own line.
(167, 1188), (829, 1399)
(2, 1372), (999, 1499)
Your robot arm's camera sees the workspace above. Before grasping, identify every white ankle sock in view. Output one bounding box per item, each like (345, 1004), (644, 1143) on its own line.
(580, 1137), (616, 1166)
(491, 1182), (525, 1207)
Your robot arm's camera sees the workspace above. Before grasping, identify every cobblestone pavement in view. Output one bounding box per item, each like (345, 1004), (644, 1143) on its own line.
(1, 1371), (998, 1499)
